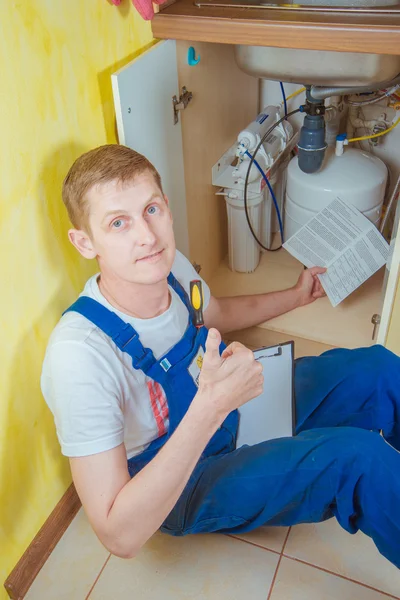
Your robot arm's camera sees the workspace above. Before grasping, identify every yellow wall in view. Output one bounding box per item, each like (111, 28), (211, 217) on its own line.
(0, 2), (153, 594)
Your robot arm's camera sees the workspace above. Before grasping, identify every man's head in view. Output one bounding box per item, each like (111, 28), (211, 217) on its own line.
(63, 144), (176, 286)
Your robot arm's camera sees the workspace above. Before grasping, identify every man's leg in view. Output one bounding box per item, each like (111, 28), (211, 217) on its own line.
(162, 426), (400, 568)
(294, 345), (400, 448)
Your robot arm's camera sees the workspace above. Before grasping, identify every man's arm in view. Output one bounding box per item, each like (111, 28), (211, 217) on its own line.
(204, 266), (326, 334)
(70, 329), (263, 559)
(71, 397), (221, 559)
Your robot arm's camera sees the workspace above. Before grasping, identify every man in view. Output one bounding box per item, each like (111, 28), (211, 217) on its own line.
(42, 144), (400, 566)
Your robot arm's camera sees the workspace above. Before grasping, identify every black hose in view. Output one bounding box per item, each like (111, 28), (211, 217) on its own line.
(244, 108), (301, 251)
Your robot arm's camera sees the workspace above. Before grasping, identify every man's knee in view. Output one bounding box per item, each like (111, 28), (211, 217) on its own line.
(345, 345), (399, 390)
(336, 426), (384, 454)
(365, 344), (398, 366)
(301, 427), (386, 464)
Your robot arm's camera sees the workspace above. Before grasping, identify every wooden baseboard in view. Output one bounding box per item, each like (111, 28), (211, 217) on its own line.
(4, 484), (81, 600)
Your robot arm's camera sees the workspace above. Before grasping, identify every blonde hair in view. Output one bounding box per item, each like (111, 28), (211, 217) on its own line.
(62, 144), (163, 232)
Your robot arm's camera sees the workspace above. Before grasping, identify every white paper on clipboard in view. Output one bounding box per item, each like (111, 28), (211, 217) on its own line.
(236, 342), (295, 448)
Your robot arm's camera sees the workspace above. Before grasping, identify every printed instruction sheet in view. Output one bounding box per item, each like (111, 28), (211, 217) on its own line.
(283, 197), (390, 307)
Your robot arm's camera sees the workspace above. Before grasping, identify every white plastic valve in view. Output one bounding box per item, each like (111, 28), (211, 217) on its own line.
(335, 137), (348, 156)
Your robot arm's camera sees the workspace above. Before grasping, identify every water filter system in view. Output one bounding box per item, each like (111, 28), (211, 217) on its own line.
(212, 106), (296, 272)
(212, 79), (399, 273)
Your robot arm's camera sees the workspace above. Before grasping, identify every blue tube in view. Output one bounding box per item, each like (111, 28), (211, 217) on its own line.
(280, 81), (288, 120)
(244, 150), (284, 244)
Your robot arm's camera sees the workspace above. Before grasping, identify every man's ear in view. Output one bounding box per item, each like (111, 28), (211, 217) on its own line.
(68, 229), (97, 259)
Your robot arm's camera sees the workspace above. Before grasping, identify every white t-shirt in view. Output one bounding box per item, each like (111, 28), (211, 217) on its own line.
(41, 250), (210, 460)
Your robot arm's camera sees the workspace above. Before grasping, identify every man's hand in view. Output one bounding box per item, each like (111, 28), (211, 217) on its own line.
(294, 266), (327, 307)
(197, 329), (263, 421)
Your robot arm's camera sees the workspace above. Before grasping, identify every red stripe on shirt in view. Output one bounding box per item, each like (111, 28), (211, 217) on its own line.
(147, 380), (166, 437)
(154, 381), (169, 422)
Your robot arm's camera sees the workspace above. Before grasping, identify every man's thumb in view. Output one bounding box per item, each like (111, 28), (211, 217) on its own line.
(204, 328), (222, 366)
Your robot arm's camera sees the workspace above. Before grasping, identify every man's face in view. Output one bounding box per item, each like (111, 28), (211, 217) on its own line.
(83, 171), (176, 285)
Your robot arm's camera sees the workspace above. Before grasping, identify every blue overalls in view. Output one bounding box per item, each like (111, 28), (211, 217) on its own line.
(65, 272), (400, 568)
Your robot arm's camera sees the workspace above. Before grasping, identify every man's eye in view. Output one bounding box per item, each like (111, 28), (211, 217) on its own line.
(147, 205), (158, 215)
(112, 219), (123, 228)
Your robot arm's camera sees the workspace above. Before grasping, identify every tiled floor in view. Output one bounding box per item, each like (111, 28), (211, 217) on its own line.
(25, 508), (400, 600)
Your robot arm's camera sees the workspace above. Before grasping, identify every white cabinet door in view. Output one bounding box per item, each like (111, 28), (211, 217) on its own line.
(377, 208), (400, 346)
(112, 40), (189, 255)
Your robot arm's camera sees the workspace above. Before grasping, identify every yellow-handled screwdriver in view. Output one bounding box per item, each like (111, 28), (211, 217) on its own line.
(190, 280), (204, 328)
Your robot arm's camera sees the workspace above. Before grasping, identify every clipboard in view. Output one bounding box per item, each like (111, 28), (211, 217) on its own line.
(236, 341), (296, 448)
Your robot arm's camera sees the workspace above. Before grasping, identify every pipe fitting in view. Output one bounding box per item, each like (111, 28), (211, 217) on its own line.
(298, 113), (327, 174)
(335, 133), (348, 156)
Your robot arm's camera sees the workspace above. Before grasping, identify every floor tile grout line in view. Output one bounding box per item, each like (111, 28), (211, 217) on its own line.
(281, 553), (400, 600)
(85, 553), (112, 600)
(280, 526), (292, 555)
(227, 529), (399, 600)
(226, 531), (291, 600)
(266, 554), (284, 600)
(226, 534), (281, 556)
(266, 528), (291, 600)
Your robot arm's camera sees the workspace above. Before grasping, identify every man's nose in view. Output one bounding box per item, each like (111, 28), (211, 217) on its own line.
(136, 218), (157, 246)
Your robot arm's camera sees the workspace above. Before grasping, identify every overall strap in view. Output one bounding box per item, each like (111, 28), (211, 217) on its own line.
(167, 272), (195, 319)
(64, 297), (156, 372)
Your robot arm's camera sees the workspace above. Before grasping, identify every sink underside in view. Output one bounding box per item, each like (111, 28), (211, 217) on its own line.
(234, 45), (400, 86)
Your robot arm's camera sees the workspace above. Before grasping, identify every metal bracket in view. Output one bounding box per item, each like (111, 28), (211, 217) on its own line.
(173, 86), (193, 125)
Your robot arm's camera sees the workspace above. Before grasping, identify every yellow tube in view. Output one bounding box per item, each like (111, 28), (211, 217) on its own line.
(286, 87), (306, 101)
(348, 116), (400, 142)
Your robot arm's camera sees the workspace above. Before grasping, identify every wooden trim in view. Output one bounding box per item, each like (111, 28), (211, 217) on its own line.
(158, 0), (178, 11)
(154, 0), (177, 15)
(152, 0), (400, 55)
(4, 484), (81, 600)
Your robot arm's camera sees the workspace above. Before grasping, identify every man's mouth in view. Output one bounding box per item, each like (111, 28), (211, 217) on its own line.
(137, 249), (164, 262)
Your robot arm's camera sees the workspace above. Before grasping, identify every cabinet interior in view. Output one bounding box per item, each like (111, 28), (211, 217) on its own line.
(175, 40), (387, 350)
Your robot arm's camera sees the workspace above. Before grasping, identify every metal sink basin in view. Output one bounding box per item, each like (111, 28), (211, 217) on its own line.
(231, 0), (400, 86)
(234, 45), (400, 86)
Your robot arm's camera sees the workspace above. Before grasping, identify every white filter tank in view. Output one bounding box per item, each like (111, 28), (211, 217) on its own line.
(224, 189), (263, 273)
(284, 147), (387, 240)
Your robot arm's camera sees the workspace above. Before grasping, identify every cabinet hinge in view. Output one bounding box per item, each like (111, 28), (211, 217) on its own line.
(173, 86), (193, 125)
